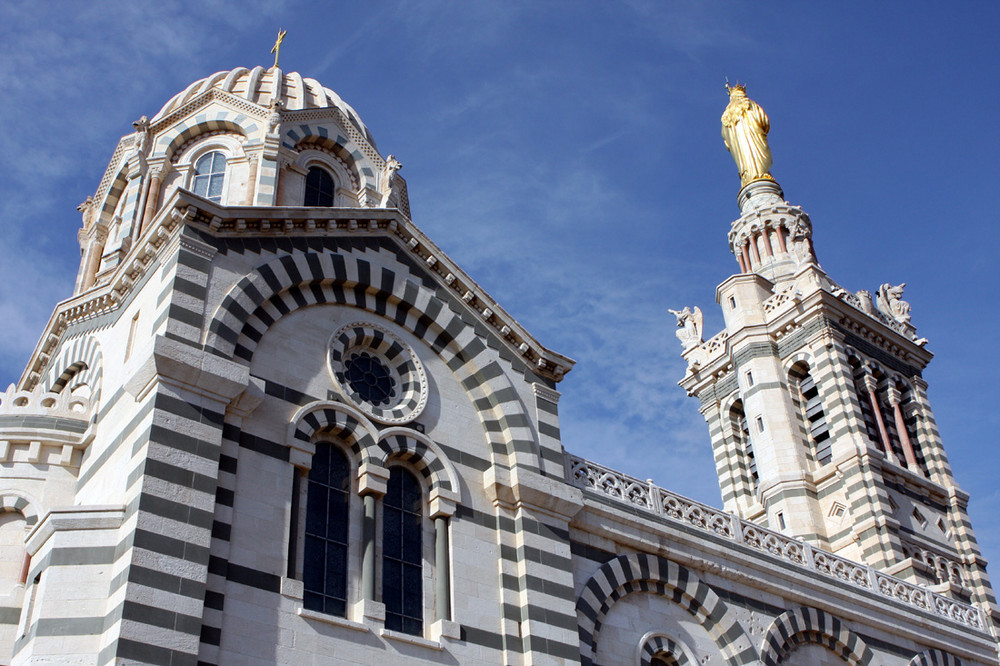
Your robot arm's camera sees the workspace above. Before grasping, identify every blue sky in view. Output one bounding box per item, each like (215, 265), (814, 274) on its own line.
(2, 2), (998, 580)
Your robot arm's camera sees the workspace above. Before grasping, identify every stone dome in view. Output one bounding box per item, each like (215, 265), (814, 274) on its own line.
(150, 65), (375, 146)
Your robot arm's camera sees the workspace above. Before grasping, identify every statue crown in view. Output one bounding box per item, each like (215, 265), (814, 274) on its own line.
(725, 82), (747, 95)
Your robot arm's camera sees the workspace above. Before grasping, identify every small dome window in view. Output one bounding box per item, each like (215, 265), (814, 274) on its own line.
(193, 151), (227, 203)
(305, 166), (335, 207)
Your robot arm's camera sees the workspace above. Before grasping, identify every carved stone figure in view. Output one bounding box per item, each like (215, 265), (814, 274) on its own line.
(877, 283), (911, 323)
(132, 115), (151, 155)
(669, 306), (704, 351)
(789, 220), (814, 265)
(855, 290), (877, 316)
(721, 83), (773, 186)
(383, 154), (402, 193)
(267, 98), (284, 136)
(77, 196), (96, 230)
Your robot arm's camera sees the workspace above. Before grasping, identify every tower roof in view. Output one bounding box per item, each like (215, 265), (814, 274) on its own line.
(150, 65), (375, 146)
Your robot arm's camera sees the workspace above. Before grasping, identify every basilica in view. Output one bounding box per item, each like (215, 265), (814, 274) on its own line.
(0, 64), (995, 665)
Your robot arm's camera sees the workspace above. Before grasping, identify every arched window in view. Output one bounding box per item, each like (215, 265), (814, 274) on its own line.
(383, 467), (423, 635)
(730, 400), (757, 495)
(303, 444), (350, 616)
(789, 363), (831, 465)
(192, 151), (227, 203)
(304, 166), (335, 207)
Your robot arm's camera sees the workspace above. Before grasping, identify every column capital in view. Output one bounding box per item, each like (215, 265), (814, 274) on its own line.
(358, 461), (389, 497)
(862, 373), (879, 394)
(429, 488), (459, 519)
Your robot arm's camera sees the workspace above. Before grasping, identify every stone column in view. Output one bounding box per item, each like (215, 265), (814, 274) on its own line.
(434, 517), (450, 621)
(138, 168), (163, 236)
(886, 386), (920, 472)
(77, 223), (109, 293)
(356, 462), (388, 626)
(748, 237), (761, 266)
(428, 489), (457, 638)
(362, 494), (377, 601)
(775, 225), (788, 253)
(863, 373), (896, 464)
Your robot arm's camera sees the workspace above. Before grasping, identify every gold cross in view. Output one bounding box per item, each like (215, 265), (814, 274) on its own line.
(271, 29), (287, 69)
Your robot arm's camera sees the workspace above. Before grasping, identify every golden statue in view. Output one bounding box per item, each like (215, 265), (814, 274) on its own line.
(721, 83), (773, 185)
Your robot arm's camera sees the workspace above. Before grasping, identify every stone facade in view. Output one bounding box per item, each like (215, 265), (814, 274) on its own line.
(0, 66), (996, 665)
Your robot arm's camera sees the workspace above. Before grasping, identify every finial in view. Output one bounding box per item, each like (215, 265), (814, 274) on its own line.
(270, 28), (287, 69)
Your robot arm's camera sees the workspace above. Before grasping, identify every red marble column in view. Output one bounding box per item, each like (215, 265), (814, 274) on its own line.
(864, 374), (897, 464)
(887, 386), (920, 472)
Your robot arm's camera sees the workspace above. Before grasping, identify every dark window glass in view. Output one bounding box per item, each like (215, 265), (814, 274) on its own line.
(192, 151), (227, 203)
(344, 352), (396, 405)
(303, 444), (350, 616)
(383, 467), (422, 635)
(305, 166), (335, 206)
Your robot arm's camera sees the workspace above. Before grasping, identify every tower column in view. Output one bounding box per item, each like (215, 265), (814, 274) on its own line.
(863, 373), (897, 464)
(748, 236), (761, 266)
(886, 386), (920, 472)
(774, 225), (787, 253)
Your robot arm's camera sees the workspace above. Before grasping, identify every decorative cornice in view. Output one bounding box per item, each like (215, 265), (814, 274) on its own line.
(22, 190), (574, 388)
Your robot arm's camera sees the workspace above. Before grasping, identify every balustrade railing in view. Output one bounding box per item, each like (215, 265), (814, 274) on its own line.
(566, 453), (986, 632)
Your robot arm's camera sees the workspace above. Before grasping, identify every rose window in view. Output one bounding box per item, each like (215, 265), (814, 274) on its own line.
(328, 322), (428, 425)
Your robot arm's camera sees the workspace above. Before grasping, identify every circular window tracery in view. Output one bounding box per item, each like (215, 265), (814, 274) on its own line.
(328, 322), (427, 425)
(343, 352), (396, 405)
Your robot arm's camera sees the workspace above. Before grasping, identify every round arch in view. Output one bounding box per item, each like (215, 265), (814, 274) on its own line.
(287, 131), (373, 191)
(759, 607), (877, 666)
(908, 648), (961, 666)
(41, 335), (103, 406)
(204, 251), (541, 474)
(638, 632), (694, 666)
(783, 351), (815, 377)
(96, 166), (130, 222)
(0, 493), (39, 528)
(376, 428), (460, 495)
(293, 144), (360, 191)
(576, 553), (756, 666)
(157, 113), (254, 163)
(287, 400), (377, 470)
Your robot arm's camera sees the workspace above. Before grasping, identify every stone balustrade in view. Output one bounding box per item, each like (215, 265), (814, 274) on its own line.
(566, 453), (987, 632)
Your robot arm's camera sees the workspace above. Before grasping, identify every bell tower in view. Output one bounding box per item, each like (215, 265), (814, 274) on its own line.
(675, 85), (998, 621)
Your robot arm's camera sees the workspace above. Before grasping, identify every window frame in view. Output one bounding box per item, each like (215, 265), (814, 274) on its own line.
(304, 165), (337, 207)
(174, 134), (245, 207)
(296, 440), (360, 619)
(381, 465), (426, 636)
(191, 151), (228, 203)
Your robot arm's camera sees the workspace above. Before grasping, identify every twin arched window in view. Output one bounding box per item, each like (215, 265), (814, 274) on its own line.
(192, 151), (227, 203)
(301, 444), (425, 636)
(305, 166), (335, 207)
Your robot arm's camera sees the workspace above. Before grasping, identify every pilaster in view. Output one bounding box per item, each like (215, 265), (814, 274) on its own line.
(100, 335), (249, 665)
